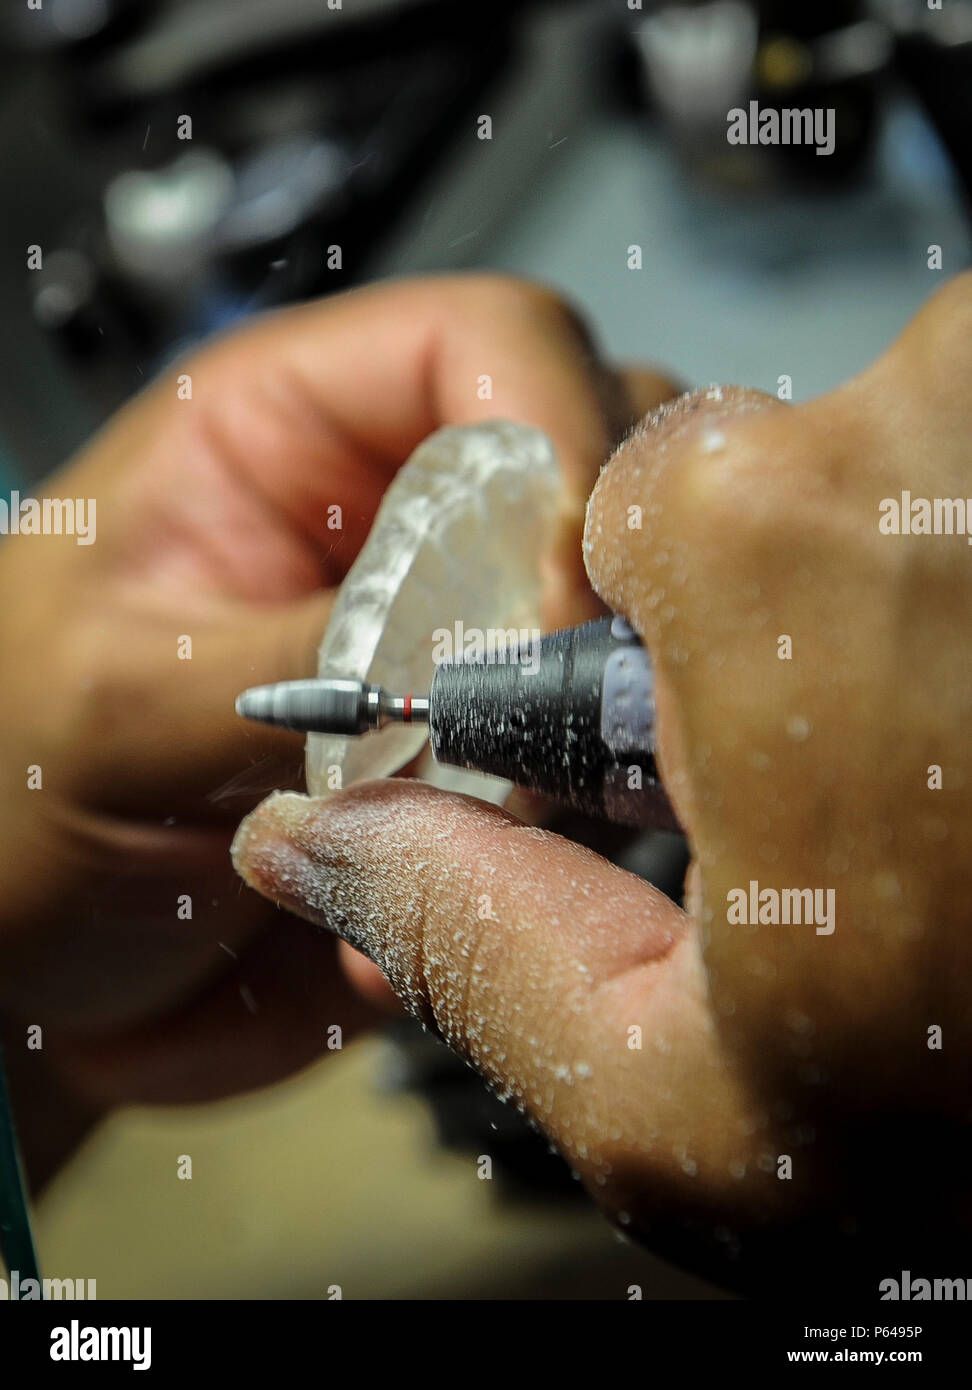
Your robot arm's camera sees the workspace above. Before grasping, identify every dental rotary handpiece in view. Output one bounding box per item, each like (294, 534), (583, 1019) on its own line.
(235, 615), (679, 831)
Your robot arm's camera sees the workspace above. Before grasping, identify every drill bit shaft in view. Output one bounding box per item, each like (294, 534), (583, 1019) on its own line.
(235, 678), (429, 736)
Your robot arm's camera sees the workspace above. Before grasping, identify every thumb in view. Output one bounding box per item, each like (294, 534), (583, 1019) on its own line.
(231, 781), (769, 1228)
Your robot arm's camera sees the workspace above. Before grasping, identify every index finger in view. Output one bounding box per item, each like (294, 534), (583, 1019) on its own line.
(191, 273), (675, 622)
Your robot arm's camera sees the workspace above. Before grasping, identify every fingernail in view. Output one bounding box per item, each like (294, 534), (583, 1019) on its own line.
(230, 788), (402, 972)
(231, 791), (328, 925)
(232, 782), (450, 1021)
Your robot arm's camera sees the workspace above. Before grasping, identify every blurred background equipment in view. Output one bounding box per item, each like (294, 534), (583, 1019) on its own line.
(0, 0), (970, 484)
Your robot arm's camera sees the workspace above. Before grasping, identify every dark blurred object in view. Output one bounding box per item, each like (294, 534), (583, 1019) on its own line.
(3, 0), (969, 481)
(0, 0), (148, 52)
(626, 0), (972, 195)
(0, 0), (571, 479)
(880, 0), (972, 213)
(629, 1), (884, 186)
(8, 0), (518, 336)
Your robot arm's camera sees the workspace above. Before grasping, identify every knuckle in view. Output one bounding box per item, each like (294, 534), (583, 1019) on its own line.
(638, 426), (763, 556)
(471, 272), (592, 340)
(523, 282), (594, 346)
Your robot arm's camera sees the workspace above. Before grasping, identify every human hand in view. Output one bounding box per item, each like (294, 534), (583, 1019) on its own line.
(233, 275), (972, 1291)
(0, 274), (672, 1183)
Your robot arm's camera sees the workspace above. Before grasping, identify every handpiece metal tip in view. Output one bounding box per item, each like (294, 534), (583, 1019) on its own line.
(234, 676), (429, 735)
(233, 678), (375, 734)
(235, 686), (273, 724)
